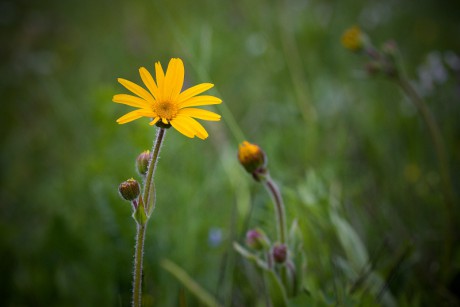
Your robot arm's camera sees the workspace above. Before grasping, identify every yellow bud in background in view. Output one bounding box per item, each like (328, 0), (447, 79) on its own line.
(237, 141), (267, 175)
(341, 26), (365, 52)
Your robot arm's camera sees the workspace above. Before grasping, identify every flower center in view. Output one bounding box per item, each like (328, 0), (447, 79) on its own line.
(154, 100), (178, 121)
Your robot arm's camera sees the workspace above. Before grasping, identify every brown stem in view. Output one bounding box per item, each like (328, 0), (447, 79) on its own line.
(264, 175), (287, 245)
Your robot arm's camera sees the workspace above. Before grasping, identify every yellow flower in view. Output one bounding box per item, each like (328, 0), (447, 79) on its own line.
(113, 58), (222, 140)
(341, 26), (365, 52)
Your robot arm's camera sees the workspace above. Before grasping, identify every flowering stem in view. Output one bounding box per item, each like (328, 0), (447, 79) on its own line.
(143, 128), (166, 210)
(133, 224), (146, 307)
(264, 175), (290, 293)
(264, 175), (287, 245)
(396, 77), (455, 278)
(132, 127), (166, 307)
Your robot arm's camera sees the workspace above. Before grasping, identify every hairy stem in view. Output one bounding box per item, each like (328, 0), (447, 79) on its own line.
(132, 127), (166, 307)
(133, 224), (146, 307)
(143, 128), (166, 211)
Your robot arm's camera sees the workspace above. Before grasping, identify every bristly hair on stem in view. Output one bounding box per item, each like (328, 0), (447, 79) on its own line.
(132, 128), (167, 307)
(132, 224), (146, 307)
(143, 128), (166, 215)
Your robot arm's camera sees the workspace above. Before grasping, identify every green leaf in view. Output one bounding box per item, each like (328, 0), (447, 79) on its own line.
(233, 242), (289, 306)
(161, 259), (222, 307)
(233, 242), (269, 270)
(330, 211), (369, 273)
(265, 269), (289, 307)
(146, 182), (156, 217)
(133, 200), (148, 226)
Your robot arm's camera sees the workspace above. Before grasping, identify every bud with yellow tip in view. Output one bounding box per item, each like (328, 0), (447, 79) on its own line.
(118, 178), (140, 201)
(136, 150), (151, 176)
(238, 141), (267, 181)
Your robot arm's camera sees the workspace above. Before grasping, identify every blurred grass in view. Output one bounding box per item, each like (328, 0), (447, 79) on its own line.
(1, 0), (459, 305)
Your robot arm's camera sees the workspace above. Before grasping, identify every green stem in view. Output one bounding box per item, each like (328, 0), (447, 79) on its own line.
(133, 224), (147, 307)
(132, 127), (166, 307)
(264, 175), (287, 245)
(396, 77), (455, 278)
(143, 128), (166, 211)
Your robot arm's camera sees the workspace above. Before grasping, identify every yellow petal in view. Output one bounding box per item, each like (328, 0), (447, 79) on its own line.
(170, 117), (196, 138)
(180, 95), (222, 108)
(175, 115), (209, 139)
(164, 58), (184, 101)
(118, 78), (155, 102)
(179, 83), (214, 103)
(116, 109), (155, 124)
(113, 94), (149, 108)
(155, 61), (165, 100)
(149, 117), (160, 126)
(178, 108), (221, 121)
(139, 67), (159, 99)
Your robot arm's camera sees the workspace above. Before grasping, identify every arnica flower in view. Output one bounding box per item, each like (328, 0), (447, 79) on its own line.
(113, 58), (222, 140)
(341, 26), (365, 52)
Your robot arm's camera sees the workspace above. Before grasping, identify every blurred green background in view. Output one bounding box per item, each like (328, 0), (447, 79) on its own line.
(1, 0), (460, 305)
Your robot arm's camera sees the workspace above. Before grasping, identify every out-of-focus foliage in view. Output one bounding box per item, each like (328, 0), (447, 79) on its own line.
(1, 0), (459, 305)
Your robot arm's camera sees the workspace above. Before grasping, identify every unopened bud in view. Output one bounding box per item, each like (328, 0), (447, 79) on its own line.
(341, 26), (366, 52)
(365, 61), (381, 76)
(238, 141), (267, 179)
(118, 178), (140, 201)
(272, 243), (287, 264)
(382, 40), (398, 58)
(136, 150), (151, 176)
(246, 228), (270, 250)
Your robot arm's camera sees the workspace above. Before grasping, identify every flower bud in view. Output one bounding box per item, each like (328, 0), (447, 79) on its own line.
(272, 243), (287, 264)
(382, 40), (397, 59)
(341, 26), (366, 52)
(118, 178), (140, 201)
(364, 61), (381, 76)
(380, 40), (400, 78)
(238, 141), (267, 177)
(246, 228), (270, 250)
(136, 150), (151, 176)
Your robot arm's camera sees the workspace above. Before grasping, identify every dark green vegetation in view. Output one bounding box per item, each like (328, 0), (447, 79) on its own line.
(1, 0), (459, 305)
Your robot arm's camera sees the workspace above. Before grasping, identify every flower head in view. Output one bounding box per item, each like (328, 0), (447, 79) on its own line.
(341, 26), (366, 52)
(113, 58), (222, 140)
